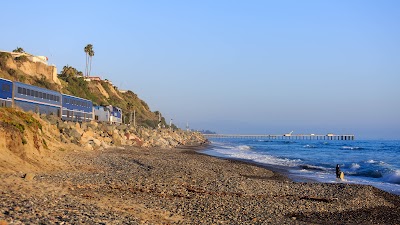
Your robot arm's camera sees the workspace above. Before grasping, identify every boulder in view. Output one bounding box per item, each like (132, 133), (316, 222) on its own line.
(93, 138), (102, 146)
(105, 125), (115, 136)
(69, 128), (82, 141)
(81, 123), (88, 131)
(81, 130), (95, 140)
(87, 121), (98, 129)
(74, 123), (84, 136)
(84, 143), (93, 150)
(46, 114), (60, 125)
(57, 121), (69, 130)
(112, 133), (122, 146)
(117, 124), (127, 130)
(101, 141), (111, 149)
(23, 173), (35, 181)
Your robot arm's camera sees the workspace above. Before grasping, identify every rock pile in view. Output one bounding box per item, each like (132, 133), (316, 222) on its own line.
(44, 115), (208, 150)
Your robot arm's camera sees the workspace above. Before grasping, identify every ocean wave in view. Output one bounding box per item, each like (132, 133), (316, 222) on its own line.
(351, 163), (361, 169)
(253, 155), (300, 167)
(383, 170), (400, 184)
(237, 145), (251, 150)
(351, 170), (383, 178)
(303, 144), (317, 148)
(257, 140), (272, 142)
(341, 146), (363, 150)
(225, 151), (300, 167)
(299, 164), (327, 171)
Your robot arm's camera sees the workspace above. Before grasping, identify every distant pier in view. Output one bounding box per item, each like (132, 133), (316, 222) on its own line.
(203, 134), (355, 140)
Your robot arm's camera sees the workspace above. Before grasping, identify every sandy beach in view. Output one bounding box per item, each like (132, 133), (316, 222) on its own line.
(1, 145), (400, 224)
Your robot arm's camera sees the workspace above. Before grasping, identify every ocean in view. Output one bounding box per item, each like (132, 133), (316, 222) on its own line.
(202, 138), (400, 195)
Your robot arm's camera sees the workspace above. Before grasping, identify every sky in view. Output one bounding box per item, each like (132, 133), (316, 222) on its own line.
(1, 1), (399, 139)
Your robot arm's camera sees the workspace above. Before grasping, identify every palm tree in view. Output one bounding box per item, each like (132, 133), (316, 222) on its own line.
(84, 44), (93, 77)
(88, 48), (94, 77)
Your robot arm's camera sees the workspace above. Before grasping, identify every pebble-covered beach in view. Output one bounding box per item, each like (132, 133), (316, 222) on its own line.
(1, 146), (400, 224)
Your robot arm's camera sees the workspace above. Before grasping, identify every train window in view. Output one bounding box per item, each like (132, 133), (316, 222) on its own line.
(50, 95), (54, 101)
(57, 96), (60, 102)
(27, 89), (30, 96)
(18, 87), (22, 94)
(23, 88), (26, 95)
(35, 91), (38, 98)
(39, 92), (43, 98)
(2, 84), (10, 92)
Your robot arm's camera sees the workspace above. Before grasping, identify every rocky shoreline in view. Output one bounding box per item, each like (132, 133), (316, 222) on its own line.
(1, 145), (400, 224)
(47, 115), (208, 150)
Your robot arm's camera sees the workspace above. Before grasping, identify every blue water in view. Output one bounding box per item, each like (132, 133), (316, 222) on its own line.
(202, 139), (400, 195)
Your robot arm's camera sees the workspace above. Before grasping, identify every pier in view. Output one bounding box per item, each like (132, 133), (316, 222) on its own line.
(203, 134), (355, 140)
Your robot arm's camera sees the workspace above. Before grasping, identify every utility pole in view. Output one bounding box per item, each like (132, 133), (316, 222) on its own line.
(158, 112), (162, 129)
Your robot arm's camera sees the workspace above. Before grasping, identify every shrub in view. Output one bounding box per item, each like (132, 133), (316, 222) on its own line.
(15, 55), (29, 62)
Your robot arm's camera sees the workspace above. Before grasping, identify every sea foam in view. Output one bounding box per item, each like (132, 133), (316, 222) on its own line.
(383, 170), (400, 184)
(351, 163), (361, 169)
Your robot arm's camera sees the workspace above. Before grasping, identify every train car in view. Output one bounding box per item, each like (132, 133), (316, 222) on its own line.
(61, 94), (93, 122)
(13, 81), (62, 116)
(0, 78), (13, 107)
(109, 105), (122, 124)
(94, 105), (122, 124)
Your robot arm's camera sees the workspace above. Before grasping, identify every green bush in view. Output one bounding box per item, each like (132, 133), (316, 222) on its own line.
(15, 55), (29, 62)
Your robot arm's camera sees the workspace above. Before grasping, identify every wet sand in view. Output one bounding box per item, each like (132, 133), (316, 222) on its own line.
(1, 146), (400, 224)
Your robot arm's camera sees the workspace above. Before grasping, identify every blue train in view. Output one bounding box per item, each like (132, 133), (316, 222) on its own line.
(0, 77), (121, 123)
(0, 78), (12, 107)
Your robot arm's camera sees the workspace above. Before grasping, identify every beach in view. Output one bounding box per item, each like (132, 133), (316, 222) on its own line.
(1, 146), (400, 224)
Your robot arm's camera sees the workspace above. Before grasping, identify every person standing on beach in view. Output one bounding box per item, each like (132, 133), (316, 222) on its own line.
(336, 164), (344, 180)
(336, 164), (341, 178)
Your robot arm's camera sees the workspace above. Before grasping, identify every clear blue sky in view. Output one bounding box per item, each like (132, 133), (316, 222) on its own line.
(1, 1), (399, 139)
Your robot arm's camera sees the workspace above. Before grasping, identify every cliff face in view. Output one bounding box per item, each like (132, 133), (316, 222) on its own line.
(0, 108), (67, 173)
(0, 52), (61, 86)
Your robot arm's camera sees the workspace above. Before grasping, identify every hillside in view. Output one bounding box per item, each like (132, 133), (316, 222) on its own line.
(0, 51), (166, 128)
